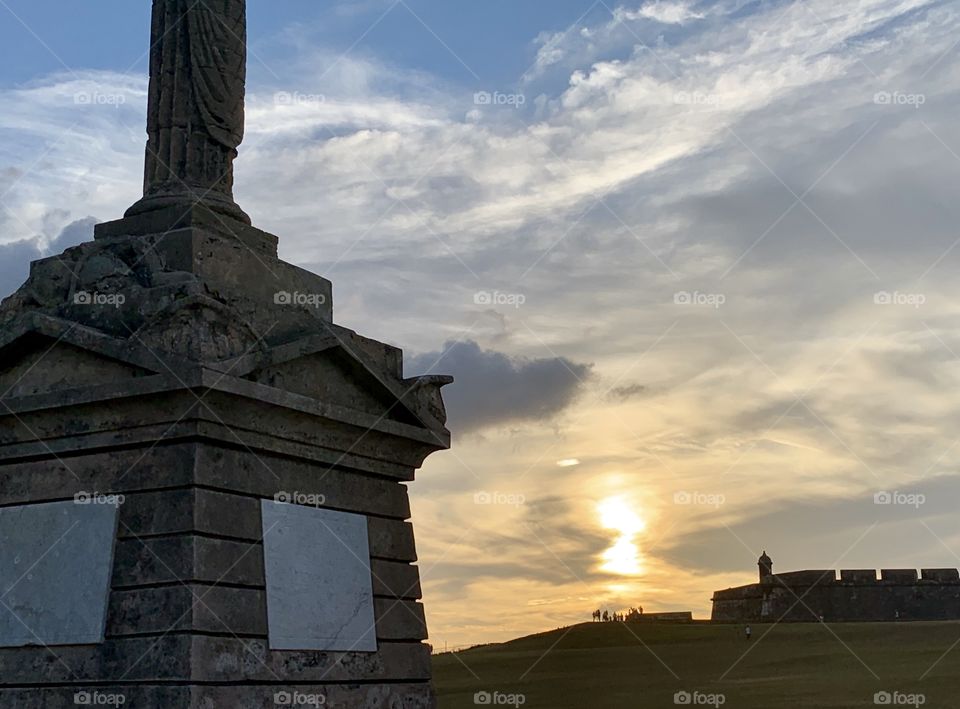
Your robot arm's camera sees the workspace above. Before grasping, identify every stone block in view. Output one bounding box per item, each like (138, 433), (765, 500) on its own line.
(921, 568), (960, 582)
(881, 569), (919, 583)
(840, 569), (878, 583)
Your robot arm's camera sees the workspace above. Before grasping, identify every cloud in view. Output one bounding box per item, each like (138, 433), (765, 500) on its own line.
(617, 1), (707, 25)
(0, 217), (96, 300)
(407, 340), (591, 433)
(47, 216), (96, 254)
(608, 383), (649, 400)
(661, 473), (960, 576)
(0, 239), (42, 302)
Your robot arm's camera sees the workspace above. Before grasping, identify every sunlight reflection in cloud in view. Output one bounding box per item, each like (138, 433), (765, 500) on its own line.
(598, 495), (645, 576)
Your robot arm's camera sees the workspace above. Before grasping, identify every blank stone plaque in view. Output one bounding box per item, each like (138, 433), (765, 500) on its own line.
(261, 501), (378, 651)
(0, 500), (118, 647)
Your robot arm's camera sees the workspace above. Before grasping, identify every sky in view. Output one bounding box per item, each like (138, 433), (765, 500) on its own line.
(1, 0), (960, 650)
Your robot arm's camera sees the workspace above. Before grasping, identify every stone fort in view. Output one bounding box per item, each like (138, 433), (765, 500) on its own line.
(712, 552), (960, 622)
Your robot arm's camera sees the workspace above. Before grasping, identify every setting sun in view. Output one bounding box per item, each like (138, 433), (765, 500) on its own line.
(597, 496), (646, 576)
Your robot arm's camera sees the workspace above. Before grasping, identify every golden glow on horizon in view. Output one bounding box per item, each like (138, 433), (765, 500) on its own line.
(597, 496), (645, 576)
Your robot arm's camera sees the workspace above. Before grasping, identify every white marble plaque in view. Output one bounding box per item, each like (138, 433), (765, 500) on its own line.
(0, 500), (118, 647)
(261, 501), (378, 651)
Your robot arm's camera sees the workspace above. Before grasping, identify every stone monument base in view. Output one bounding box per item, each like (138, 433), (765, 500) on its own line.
(0, 213), (450, 708)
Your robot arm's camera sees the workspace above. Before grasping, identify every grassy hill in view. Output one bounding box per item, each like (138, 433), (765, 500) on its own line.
(433, 621), (960, 708)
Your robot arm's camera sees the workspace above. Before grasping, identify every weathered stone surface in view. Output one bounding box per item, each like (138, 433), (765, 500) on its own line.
(120, 487), (413, 541)
(0, 683), (436, 709)
(106, 587), (428, 641)
(0, 445), (194, 505)
(0, 501), (118, 647)
(112, 536), (264, 588)
(372, 560), (423, 600)
(369, 518), (419, 561)
(0, 687), (187, 709)
(839, 569), (878, 582)
(127, 0), (249, 223)
(107, 585), (266, 636)
(113, 531), (420, 600)
(0, 637), (193, 682)
(190, 637), (432, 682)
(112, 520), (418, 588)
(922, 568), (960, 582)
(0, 382), (439, 473)
(262, 502), (377, 651)
(195, 446), (416, 512)
(0, 637), (431, 683)
(881, 568), (919, 583)
(374, 599), (428, 641)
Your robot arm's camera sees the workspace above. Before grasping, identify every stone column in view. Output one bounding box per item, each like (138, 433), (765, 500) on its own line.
(125, 0), (250, 224)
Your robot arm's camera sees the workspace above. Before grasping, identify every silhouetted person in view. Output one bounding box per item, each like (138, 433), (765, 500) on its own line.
(745, 625), (752, 641)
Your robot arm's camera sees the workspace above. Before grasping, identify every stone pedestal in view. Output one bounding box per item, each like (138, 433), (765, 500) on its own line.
(0, 212), (451, 708)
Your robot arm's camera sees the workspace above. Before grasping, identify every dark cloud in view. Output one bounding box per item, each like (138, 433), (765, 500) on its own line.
(47, 216), (96, 254)
(0, 239), (41, 301)
(608, 383), (648, 400)
(407, 339), (591, 434)
(0, 217), (96, 301)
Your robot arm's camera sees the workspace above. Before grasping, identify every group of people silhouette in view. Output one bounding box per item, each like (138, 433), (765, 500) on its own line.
(591, 607), (643, 623)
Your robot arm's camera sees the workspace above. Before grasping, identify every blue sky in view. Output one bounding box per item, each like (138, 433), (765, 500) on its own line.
(3, 0), (960, 651)
(0, 0), (605, 87)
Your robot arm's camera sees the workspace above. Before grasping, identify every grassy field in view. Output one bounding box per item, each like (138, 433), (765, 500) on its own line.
(433, 621), (960, 708)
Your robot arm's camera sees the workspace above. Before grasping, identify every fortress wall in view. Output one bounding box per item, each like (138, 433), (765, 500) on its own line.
(712, 596), (764, 622)
(922, 569), (960, 582)
(711, 583), (763, 621)
(840, 569), (877, 582)
(712, 569), (960, 622)
(712, 584), (764, 601)
(774, 570), (837, 586)
(881, 569), (919, 582)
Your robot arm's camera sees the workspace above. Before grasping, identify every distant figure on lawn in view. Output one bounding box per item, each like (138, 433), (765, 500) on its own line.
(745, 625), (752, 641)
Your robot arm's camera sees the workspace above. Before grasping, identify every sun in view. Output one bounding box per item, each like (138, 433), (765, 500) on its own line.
(597, 496), (646, 576)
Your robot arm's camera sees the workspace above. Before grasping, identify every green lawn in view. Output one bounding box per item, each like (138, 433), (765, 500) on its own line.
(433, 621), (960, 708)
